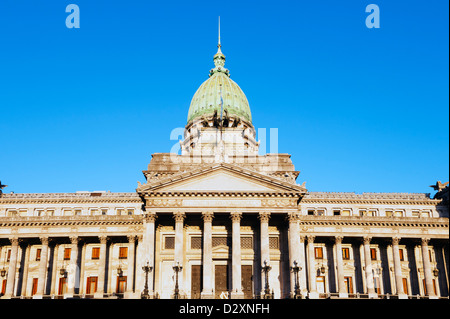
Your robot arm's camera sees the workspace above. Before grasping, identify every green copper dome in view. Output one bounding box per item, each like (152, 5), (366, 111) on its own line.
(187, 44), (252, 124)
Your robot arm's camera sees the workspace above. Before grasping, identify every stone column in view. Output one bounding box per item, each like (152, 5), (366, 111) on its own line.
(287, 212), (300, 297)
(65, 236), (80, 298)
(259, 212), (271, 295)
(230, 212), (244, 299)
(201, 211), (214, 299)
(125, 235), (136, 298)
(392, 237), (407, 299)
(3, 237), (20, 298)
(306, 235), (318, 299)
(298, 236), (308, 297)
(173, 211), (185, 294)
(20, 244), (31, 297)
(34, 237), (50, 299)
(335, 236), (347, 298)
(143, 212), (157, 297)
(363, 236), (377, 298)
(94, 236), (108, 298)
(421, 238), (437, 298)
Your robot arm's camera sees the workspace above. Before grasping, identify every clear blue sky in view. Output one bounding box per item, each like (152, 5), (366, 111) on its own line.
(0, 0), (448, 195)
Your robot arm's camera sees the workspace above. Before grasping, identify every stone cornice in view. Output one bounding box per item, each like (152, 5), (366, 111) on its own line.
(145, 191), (302, 198)
(0, 215), (143, 228)
(0, 192), (143, 205)
(299, 215), (449, 229)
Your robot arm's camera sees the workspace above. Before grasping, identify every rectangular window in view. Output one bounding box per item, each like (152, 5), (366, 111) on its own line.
(315, 247), (323, 259)
(7, 249), (11, 262)
(317, 210), (325, 216)
(386, 211), (393, 217)
(402, 278), (409, 295)
(165, 237), (175, 250)
(64, 248), (71, 260)
(307, 210), (315, 216)
(116, 276), (127, 293)
(394, 210), (403, 217)
(412, 211), (420, 218)
(31, 278), (38, 296)
(191, 237), (202, 250)
(269, 237), (279, 250)
(92, 247), (100, 260)
(341, 210), (351, 216)
(370, 248), (377, 260)
(119, 247), (128, 259)
(342, 248), (350, 260)
(333, 210), (341, 216)
(399, 249), (404, 261)
(36, 248), (41, 261)
(1, 279), (6, 295)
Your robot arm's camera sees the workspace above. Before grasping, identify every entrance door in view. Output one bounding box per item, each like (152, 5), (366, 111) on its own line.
(215, 265), (229, 299)
(86, 276), (98, 295)
(191, 265), (202, 299)
(317, 276), (326, 294)
(116, 276), (127, 293)
(58, 277), (67, 295)
(344, 276), (353, 294)
(242, 265), (253, 299)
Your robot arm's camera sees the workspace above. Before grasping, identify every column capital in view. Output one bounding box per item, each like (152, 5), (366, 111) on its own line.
(127, 235), (137, 243)
(99, 235), (109, 244)
(300, 235), (306, 243)
(230, 212), (242, 223)
(287, 212), (300, 222)
(173, 211), (186, 222)
(363, 236), (372, 245)
(202, 211), (214, 222)
(69, 236), (80, 245)
(9, 237), (20, 246)
(421, 237), (430, 245)
(306, 235), (315, 244)
(39, 236), (51, 245)
(392, 237), (401, 245)
(335, 236), (344, 244)
(144, 212), (158, 222)
(258, 212), (271, 223)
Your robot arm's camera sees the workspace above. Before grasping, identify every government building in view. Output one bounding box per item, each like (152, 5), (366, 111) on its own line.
(0, 36), (448, 300)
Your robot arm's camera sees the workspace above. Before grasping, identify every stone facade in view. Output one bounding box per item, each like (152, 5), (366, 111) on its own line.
(0, 37), (448, 300)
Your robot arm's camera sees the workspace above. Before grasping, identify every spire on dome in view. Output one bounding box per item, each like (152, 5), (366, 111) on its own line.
(210, 16), (229, 77)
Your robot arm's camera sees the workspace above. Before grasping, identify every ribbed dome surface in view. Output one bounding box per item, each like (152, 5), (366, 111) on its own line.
(187, 71), (252, 124)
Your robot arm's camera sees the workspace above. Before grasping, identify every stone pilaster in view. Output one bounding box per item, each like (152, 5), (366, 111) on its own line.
(306, 235), (318, 299)
(143, 212), (157, 297)
(173, 211), (185, 295)
(363, 236), (377, 298)
(94, 236), (108, 298)
(392, 237), (407, 299)
(65, 236), (80, 298)
(335, 236), (347, 298)
(34, 237), (50, 299)
(3, 237), (20, 299)
(125, 235), (136, 299)
(421, 238), (437, 298)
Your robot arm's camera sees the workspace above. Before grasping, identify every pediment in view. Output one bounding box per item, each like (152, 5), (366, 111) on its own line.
(138, 163), (306, 194)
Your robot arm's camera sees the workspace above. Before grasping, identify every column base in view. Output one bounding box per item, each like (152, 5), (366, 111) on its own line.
(64, 293), (74, 299)
(398, 293), (408, 299)
(338, 292), (348, 298)
(230, 291), (245, 299)
(308, 291), (319, 299)
(94, 292), (105, 299)
(201, 291), (215, 299)
(33, 294), (44, 299)
(124, 291), (137, 299)
(368, 293), (378, 299)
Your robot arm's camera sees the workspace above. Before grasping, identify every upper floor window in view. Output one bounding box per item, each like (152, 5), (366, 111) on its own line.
(399, 249), (405, 261)
(342, 248), (350, 260)
(370, 248), (377, 260)
(64, 248), (71, 260)
(341, 210), (351, 216)
(119, 247), (128, 259)
(92, 247), (100, 259)
(333, 210), (341, 216)
(315, 247), (324, 259)
(36, 248), (41, 261)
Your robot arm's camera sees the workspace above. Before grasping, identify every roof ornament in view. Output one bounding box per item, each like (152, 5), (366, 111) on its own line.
(210, 16), (229, 77)
(0, 180), (7, 197)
